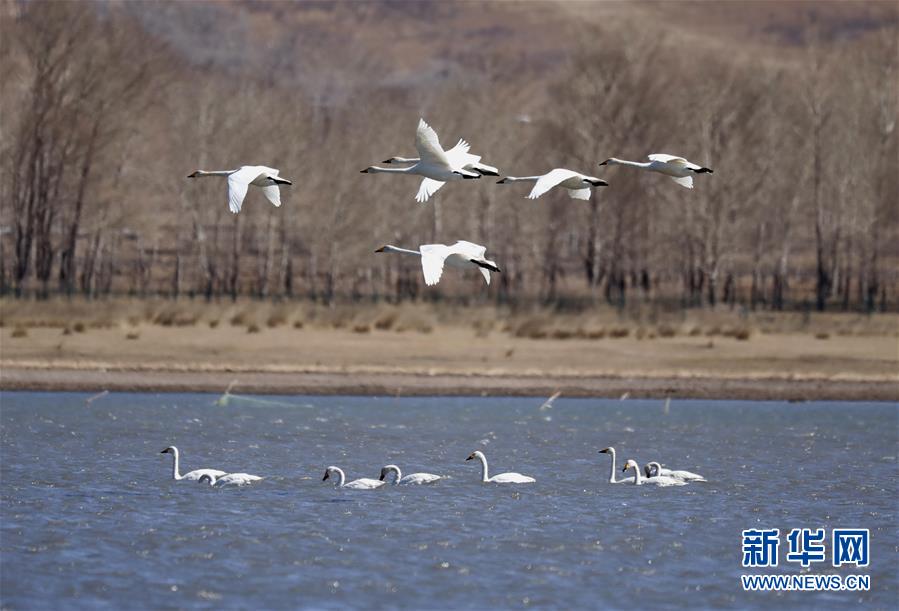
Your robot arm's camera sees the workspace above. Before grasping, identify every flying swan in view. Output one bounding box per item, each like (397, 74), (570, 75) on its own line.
(598, 447), (635, 484)
(379, 464), (442, 485)
(599, 155), (713, 189)
(323, 466), (385, 490)
(361, 119), (481, 203)
(198, 472), (264, 487)
(497, 168), (608, 200)
(466, 450), (535, 484)
(622, 459), (686, 486)
(643, 461), (706, 482)
(187, 166), (292, 213)
(382, 137), (499, 201)
(375, 240), (500, 286)
(160, 446), (226, 481)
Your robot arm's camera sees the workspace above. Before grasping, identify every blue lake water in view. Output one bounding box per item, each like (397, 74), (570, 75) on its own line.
(1, 392), (896, 609)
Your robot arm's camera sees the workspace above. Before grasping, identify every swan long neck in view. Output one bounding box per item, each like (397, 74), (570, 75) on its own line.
(193, 169), (234, 177)
(607, 158), (651, 169)
(388, 466), (402, 484)
(333, 468), (346, 487)
(170, 448), (182, 480)
(390, 157), (419, 163)
(606, 449), (617, 484)
(477, 453), (489, 482)
(629, 464), (642, 485)
(365, 166), (414, 174)
(383, 245), (422, 257)
(502, 176), (540, 183)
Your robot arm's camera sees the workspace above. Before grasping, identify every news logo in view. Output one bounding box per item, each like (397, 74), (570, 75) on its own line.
(740, 527), (870, 592)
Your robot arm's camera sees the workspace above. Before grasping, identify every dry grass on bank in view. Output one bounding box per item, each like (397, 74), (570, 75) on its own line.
(1, 297), (895, 342)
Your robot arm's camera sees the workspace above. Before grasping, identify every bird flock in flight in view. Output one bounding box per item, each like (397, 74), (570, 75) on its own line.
(187, 118), (713, 287)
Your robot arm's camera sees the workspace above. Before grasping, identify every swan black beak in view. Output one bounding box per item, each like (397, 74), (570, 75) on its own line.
(379, 474), (385, 481)
(599, 160), (609, 166)
(496, 178), (507, 184)
(375, 246), (385, 253)
(465, 454), (474, 461)
(382, 159), (394, 164)
(598, 448), (609, 454)
(160, 449), (169, 454)
(322, 472), (330, 481)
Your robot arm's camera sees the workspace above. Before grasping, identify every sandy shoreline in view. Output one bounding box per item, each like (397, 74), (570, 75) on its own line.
(2, 308), (896, 401)
(2, 365), (895, 401)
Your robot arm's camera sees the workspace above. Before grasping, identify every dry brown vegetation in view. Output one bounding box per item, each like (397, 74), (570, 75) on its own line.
(0, 0), (896, 317)
(1, 297), (895, 343)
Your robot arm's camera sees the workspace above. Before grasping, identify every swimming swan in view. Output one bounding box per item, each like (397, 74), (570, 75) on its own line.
(160, 446), (226, 481)
(187, 166), (292, 213)
(198, 473), (263, 487)
(375, 240), (500, 286)
(644, 461), (706, 482)
(497, 168), (608, 200)
(323, 466), (385, 490)
(361, 119), (481, 203)
(598, 447), (635, 484)
(466, 450), (535, 484)
(379, 464), (442, 485)
(622, 459), (686, 486)
(599, 155), (712, 189)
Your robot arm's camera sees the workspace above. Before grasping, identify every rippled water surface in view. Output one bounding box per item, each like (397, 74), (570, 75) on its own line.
(1, 392), (896, 609)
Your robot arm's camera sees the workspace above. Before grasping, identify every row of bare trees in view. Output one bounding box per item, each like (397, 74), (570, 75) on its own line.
(1, 1), (896, 311)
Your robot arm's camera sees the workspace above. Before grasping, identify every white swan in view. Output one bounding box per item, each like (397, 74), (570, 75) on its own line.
(598, 447), (635, 484)
(622, 459), (686, 486)
(160, 446), (226, 481)
(466, 450), (535, 484)
(187, 166), (292, 213)
(322, 466), (385, 490)
(599, 155), (713, 189)
(198, 472), (263, 487)
(497, 168), (608, 200)
(375, 240), (500, 286)
(361, 119), (481, 203)
(644, 461), (706, 482)
(379, 464), (442, 485)
(383, 137), (500, 178)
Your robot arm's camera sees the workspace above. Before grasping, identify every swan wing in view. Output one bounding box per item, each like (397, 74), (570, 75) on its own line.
(218, 473), (263, 486)
(539, 390), (561, 410)
(227, 175), (250, 213)
(488, 472), (535, 483)
(445, 140), (482, 169)
(670, 469), (706, 481)
(446, 138), (472, 159)
(527, 169), (579, 199)
(419, 244), (449, 286)
(344, 478), (385, 489)
(645, 475), (687, 486)
(182, 468), (228, 481)
(567, 187), (592, 200)
(450, 240), (487, 260)
(648, 154), (688, 165)
(478, 266), (491, 285)
(261, 185), (282, 207)
(400, 473), (442, 485)
(415, 119), (452, 170)
(415, 178), (445, 203)
(670, 175), (694, 189)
